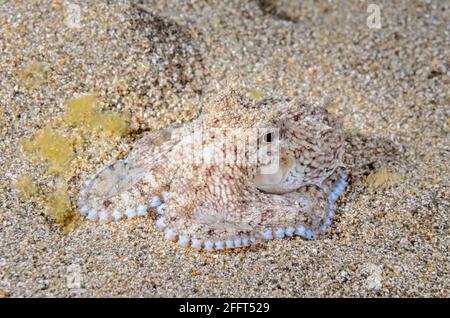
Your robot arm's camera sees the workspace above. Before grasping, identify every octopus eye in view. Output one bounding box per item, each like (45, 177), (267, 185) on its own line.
(263, 132), (273, 143)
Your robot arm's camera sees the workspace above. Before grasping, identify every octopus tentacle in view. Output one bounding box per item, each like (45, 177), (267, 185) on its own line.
(147, 162), (332, 250)
(78, 129), (180, 222)
(150, 171), (347, 251)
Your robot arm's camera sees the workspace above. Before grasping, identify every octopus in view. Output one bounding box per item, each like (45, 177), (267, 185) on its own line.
(78, 90), (347, 251)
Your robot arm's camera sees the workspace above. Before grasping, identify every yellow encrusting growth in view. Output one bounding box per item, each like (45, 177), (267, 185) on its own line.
(95, 113), (129, 137)
(63, 94), (129, 137)
(21, 128), (74, 175)
(45, 184), (79, 234)
(15, 175), (79, 234)
(15, 174), (39, 198)
(366, 167), (402, 191)
(19, 94), (131, 233)
(63, 94), (98, 129)
(16, 62), (49, 88)
(246, 88), (265, 101)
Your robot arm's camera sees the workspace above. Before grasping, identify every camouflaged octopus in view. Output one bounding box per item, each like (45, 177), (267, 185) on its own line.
(78, 90), (347, 251)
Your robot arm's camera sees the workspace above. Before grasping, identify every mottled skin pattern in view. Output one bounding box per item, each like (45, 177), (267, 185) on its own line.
(78, 90), (347, 250)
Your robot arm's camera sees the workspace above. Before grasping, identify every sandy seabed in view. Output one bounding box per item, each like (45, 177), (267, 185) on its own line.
(0, 0), (448, 297)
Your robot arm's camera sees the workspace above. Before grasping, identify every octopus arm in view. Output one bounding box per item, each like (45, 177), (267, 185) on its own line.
(78, 129), (178, 222)
(152, 164), (336, 250)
